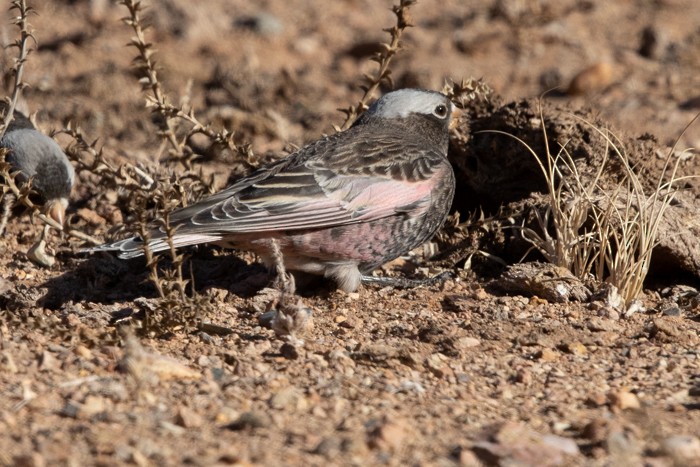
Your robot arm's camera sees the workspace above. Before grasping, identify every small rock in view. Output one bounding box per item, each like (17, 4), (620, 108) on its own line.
(234, 13), (284, 36)
(639, 25), (667, 59)
(224, 411), (269, 431)
(585, 392), (608, 407)
(567, 62), (614, 96)
(426, 353), (453, 379)
(78, 395), (107, 419)
(39, 350), (59, 372)
(650, 317), (683, 343)
(314, 437), (341, 458)
(471, 422), (580, 465)
(269, 386), (302, 410)
(280, 342), (300, 360)
(535, 348), (559, 362)
(587, 317), (616, 332)
(367, 418), (407, 451)
(581, 418), (609, 443)
(515, 368), (532, 385)
(2, 352), (18, 373)
(457, 447), (481, 466)
(661, 435), (700, 462)
(562, 342), (587, 356)
(175, 405), (204, 428)
(455, 336), (481, 349)
(662, 306), (682, 317)
(12, 453), (46, 467)
(74, 345), (93, 359)
(608, 389), (640, 410)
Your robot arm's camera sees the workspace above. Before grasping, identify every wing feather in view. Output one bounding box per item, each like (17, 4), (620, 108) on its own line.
(161, 123), (445, 237)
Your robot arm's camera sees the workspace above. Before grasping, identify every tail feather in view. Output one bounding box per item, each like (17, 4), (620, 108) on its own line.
(82, 233), (223, 259)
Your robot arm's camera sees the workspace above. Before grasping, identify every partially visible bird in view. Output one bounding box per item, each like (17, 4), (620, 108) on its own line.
(0, 104), (75, 231)
(88, 88), (458, 292)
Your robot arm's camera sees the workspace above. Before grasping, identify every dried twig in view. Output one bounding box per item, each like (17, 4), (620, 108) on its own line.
(120, 0), (253, 169)
(0, 0), (36, 140)
(338, 0), (416, 130)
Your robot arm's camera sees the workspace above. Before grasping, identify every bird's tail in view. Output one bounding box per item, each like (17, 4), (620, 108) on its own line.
(82, 233), (224, 259)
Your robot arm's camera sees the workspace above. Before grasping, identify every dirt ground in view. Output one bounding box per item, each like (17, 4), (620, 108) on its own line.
(2, 1), (700, 465)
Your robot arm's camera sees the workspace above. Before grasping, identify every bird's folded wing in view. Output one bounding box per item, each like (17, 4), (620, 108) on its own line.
(166, 161), (442, 236)
(166, 173), (430, 235)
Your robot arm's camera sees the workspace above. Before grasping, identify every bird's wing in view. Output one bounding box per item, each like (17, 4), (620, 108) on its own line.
(165, 130), (446, 236)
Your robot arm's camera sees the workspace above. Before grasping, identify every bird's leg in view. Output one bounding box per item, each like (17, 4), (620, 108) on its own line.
(0, 192), (16, 236)
(361, 270), (453, 289)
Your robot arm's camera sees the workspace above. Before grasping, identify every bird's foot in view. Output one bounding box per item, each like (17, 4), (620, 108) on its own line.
(361, 270), (453, 289)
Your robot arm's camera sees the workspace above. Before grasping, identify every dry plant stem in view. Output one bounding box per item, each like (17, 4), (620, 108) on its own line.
(491, 102), (698, 306)
(339, 0), (416, 130)
(120, 0), (183, 161)
(0, 192), (16, 235)
(137, 212), (165, 300)
(579, 113), (699, 304)
(120, 0), (250, 170)
(0, 0), (35, 140)
(162, 211), (188, 302)
(62, 124), (155, 190)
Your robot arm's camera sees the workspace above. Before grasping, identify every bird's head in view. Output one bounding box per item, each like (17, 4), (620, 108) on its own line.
(355, 88), (459, 128)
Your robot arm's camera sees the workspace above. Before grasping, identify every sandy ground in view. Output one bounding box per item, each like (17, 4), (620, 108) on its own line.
(1, 1), (700, 465)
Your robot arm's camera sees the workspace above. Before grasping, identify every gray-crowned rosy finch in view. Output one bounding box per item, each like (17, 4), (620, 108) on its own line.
(0, 104), (75, 233)
(89, 88), (457, 292)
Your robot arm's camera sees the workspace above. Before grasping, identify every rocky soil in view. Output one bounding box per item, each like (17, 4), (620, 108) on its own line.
(1, 1), (699, 466)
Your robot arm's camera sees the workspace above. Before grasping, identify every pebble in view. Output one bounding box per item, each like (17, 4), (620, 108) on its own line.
(78, 395), (107, 419)
(536, 348), (559, 362)
(269, 386), (302, 410)
(471, 422), (580, 465)
(234, 13), (283, 36)
(567, 62), (614, 96)
(74, 345), (93, 359)
(367, 419), (407, 451)
(639, 25), (667, 60)
(175, 406), (203, 428)
(661, 435), (700, 461)
(456, 336), (481, 349)
(608, 389), (641, 410)
(224, 411), (269, 431)
(563, 342), (588, 356)
(426, 353), (453, 379)
(39, 350), (59, 372)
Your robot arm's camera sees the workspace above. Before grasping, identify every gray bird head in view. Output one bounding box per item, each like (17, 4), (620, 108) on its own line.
(355, 88), (456, 125)
(1, 122), (75, 226)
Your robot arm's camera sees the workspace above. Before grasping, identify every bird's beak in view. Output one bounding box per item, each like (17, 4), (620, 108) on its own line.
(45, 199), (67, 228)
(449, 107), (463, 130)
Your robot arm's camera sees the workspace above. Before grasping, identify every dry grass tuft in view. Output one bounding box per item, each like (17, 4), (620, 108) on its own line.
(502, 101), (698, 308)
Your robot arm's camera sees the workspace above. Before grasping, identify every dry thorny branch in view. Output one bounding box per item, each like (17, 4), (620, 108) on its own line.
(120, 0), (256, 170)
(337, 0), (417, 130)
(0, 0), (35, 140)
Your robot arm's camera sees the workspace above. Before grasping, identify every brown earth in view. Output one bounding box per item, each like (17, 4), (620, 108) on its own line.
(2, 1), (700, 466)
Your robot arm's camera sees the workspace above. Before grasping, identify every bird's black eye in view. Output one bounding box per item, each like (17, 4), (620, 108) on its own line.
(433, 104), (448, 118)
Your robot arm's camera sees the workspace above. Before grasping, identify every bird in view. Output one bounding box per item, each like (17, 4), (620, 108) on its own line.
(0, 104), (75, 233)
(88, 88), (458, 292)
